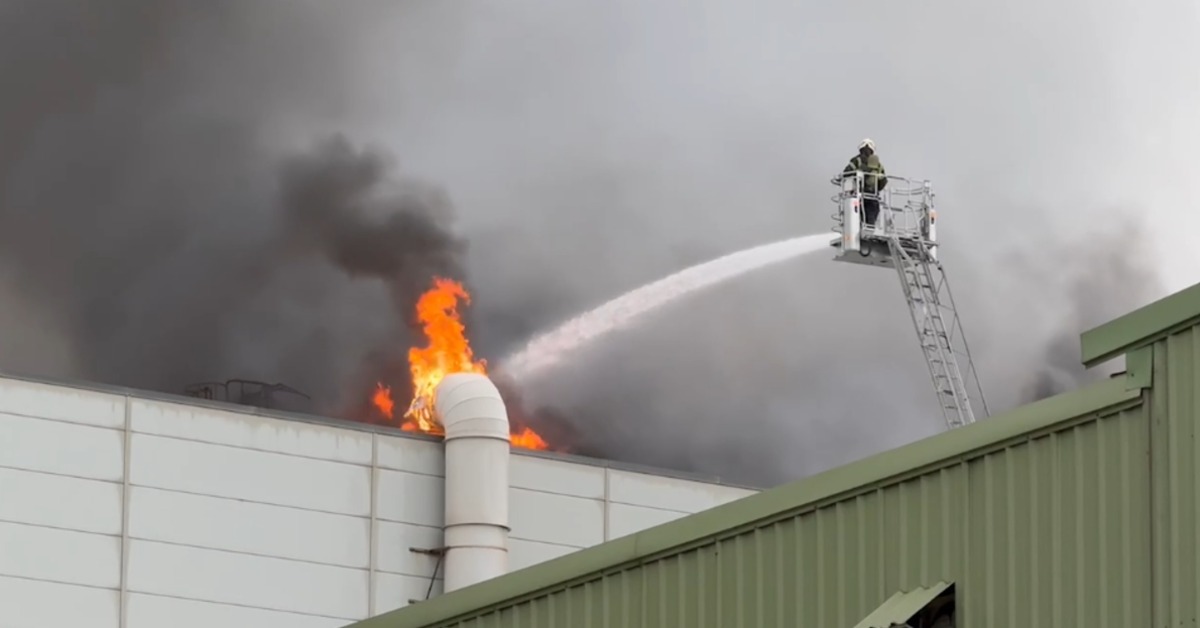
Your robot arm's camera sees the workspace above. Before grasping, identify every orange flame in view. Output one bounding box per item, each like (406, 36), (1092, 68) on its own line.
(511, 426), (549, 450)
(372, 383), (395, 419)
(404, 277), (486, 433)
(370, 277), (549, 450)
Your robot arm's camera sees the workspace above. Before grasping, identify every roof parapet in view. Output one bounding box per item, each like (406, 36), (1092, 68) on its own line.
(1081, 282), (1200, 368)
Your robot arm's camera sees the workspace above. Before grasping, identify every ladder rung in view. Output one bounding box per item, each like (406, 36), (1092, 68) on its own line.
(894, 241), (979, 429)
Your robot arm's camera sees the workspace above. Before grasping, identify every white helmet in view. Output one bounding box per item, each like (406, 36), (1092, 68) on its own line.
(858, 138), (876, 151)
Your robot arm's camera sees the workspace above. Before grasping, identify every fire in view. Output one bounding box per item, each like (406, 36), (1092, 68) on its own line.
(511, 426), (549, 450)
(371, 383), (395, 420)
(404, 277), (487, 433)
(370, 277), (549, 450)
(372, 383), (435, 434)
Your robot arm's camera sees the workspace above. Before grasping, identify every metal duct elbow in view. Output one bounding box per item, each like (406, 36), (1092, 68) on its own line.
(435, 373), (510, 593)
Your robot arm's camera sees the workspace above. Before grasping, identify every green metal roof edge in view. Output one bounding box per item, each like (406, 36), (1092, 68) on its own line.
(353, 377), (1142, 628)
(1081, 281), (1200, 367)
(851, 581), (952, 628)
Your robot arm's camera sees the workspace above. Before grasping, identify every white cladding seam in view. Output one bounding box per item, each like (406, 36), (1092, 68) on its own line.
(435, 373), (512, 593)
(369, 435), (380, 617)
(119, 395), (132, 628)
(603, 468), (611, 541)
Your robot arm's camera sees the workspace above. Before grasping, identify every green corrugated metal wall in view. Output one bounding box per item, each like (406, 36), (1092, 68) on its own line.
(431, 400), (1151, 627)
(1150, 323), (1200, 626)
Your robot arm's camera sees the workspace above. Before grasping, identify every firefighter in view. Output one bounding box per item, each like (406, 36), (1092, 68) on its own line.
(843, 138), (888, 226)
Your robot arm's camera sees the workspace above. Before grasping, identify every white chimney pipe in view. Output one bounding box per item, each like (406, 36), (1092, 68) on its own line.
(435, 373), (510, 593)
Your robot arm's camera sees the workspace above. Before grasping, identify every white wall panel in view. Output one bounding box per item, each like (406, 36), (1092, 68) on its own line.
(374, 521), (442, 578)
(376, 435), (442, 476)
(373, 572), (442, 615)
(0, 375), (763, 627)
(126, 592), (347, 628)
(0, 414), (123, 481)
(375, 469), (442, 527)
(129, 433), (370, 516)
(130, 399), (373, 465)
(509, 538), (578, 572)
(511, 455), (605, 499)
(0, 378), (124, 429)
(0, 468), (121, 535)
(608, 469), (754, 512)
(126, 539), (367, 620)
(0, 575), (119, 628)
(128, 487), (368, 569)
(508, 488), (602, 548)
(607, 502), (688, 540)
(0, 522), (119, 588)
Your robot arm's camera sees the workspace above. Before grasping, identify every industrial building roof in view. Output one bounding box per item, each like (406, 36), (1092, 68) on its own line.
(351, 280), (1200, 628)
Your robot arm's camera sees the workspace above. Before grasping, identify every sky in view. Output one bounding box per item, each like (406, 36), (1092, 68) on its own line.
(1, 0), (1197, 486)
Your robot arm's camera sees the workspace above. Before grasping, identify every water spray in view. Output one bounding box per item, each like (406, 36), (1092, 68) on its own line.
(498, 232), (834, 382)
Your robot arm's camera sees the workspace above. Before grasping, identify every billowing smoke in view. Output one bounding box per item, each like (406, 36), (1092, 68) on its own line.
(276, 136), (468, 417)
(279, 136), (465, 301)
(0, 2), (465, 415)
(1019, 220), (1164, 402)
(1, 1), (1197, 488)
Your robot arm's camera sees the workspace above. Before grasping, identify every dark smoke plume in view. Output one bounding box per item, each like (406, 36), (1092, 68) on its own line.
(0, 2), (466, 417)
(278, 136), (465, 309)
(276, 136), (468, 414)
(0, 1), (1194, 489)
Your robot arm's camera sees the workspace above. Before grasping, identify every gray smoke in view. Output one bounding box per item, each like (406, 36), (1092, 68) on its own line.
(279, 136), (465, 300)
(1, 1), (1196, 487)
(0, 2), (464, 414)
(1019, 220), (1164, 402)
(276, 135), (468, 416)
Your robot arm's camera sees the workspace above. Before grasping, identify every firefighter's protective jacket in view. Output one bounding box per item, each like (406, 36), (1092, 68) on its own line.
(843, 153), (888, 195)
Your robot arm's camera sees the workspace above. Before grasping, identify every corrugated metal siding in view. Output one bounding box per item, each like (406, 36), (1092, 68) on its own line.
(436, 402), (1152, 628)
(1150, 324), (1200, 627)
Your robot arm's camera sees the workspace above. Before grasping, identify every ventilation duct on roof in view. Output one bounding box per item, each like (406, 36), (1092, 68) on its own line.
(435, 373), (511, 592)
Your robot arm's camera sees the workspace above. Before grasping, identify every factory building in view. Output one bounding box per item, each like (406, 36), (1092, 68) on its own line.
(0, 373), (755, 627)
(349, 280), (1200, 628)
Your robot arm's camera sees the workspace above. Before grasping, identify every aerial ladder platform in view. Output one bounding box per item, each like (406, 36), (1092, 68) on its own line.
(829, 171), (990, 429)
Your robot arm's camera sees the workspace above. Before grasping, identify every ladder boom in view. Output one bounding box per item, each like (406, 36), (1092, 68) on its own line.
(828, 172), (989, 429)
(889, 235), (987, 427)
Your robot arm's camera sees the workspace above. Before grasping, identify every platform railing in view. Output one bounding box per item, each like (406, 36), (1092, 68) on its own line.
(830, 172), (935, 244)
